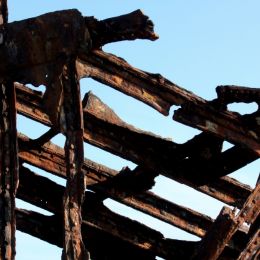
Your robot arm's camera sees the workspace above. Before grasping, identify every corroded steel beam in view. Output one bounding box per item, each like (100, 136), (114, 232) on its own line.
(217, 85), (260, 105)
(15, 84), (253, 208)
(76, 50), (260, 155)
(17, 166), (197, 259)
(0, 10), (157, 86)
(18, 135), (213, 238)
(82, 92), (252, 207)
(16, 209), (155, 260)
(76, 50), (204, 116)
(237, 229), (260, 260)
(59, 61), (88, 260)
(194, 180), (260, 260)
(0, 80), (18, 260)
(0, 2), (18, 259)
(192, 207), (237, 260)
(174, 96), (260, 156)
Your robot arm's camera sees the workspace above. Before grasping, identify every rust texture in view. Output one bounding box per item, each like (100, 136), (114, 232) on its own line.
(0, 1), (18, 259)
(15, 84), (253, 207)
(0, 2), (260, 259)
(61, 60), (89, 260)
(194, 180), (260, 260)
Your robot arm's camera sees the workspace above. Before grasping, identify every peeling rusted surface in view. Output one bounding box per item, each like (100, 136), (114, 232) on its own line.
(0, 2), (18, 259)
(194, 180), (260, 260)
(174, 92), (260, 156)
(18, 134), (213, 238)
(0, 81), (18, 260)
(60, 60), (89, 260)
(237, 229), (260, 260)
(16, 84), (253, 208)
(77, 49), (204, 116)
(0, 4), (259, 259)
(17, 166), (198, 259)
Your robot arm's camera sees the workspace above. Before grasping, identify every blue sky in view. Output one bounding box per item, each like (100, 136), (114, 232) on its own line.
(9, 1), (260, 259)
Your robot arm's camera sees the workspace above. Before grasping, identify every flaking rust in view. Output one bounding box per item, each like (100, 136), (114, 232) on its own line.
(0, 1), (18, 259)
(61, 60), (89, 260)
(1, 1), (260, 259)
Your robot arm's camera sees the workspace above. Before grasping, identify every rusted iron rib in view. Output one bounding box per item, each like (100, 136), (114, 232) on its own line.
(237, 229), (260, 260)
(76, 49), (204, 116)
(15, 83), (252, 207)
(0, 80), (18, 260)
(17, 166), (197, 259)
(82, 92), (252, 207)
(0, 10), (157, 84)
(173, 95), (260, 156)
(216, 85), (260, 104)
(77, 50), (260, 156)
(18, 135), (213, 238)
(193, 181), (260, 260)
(59, 61), (88, 260)
(0, 2), (18, 259)
(16, 209), (155, 260)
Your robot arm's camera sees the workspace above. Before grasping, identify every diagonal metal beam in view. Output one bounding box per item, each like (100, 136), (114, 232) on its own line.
(76, 49), (204, 116)
(193, 180), (260, 260)
(17, 166), (197, 259)
(18, 134), (213, 238)
(15, 83), (253, 208)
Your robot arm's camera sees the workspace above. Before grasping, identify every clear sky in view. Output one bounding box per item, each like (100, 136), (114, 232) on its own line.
(9, 1), (260, 259)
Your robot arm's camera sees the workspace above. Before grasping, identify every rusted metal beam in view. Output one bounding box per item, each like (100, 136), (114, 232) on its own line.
(0, 2), (18, 259)
(237, 229), (260, 260)
(17, 166), (197, 259)
(18, 135), (213, 238)
(216, 85), (260, 105)
(15, 84), (253, 208)
(76, 51), (260, 155)
(0, 10), (157, 85)
(194, 180), (260, 260)
(0, 81), (18, 260)
(16, 208), (156, 260)
(174, 96), (260, 156)
(82, 92), (252, 207)
(192, 207), (237, 260)
(58, 60), (88, 260)
(76, 50), (204, 116)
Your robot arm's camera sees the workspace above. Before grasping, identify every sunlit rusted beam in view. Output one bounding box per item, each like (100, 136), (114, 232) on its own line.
(174, 97), (260, 155)
(192, 207), (237, 260)
(194, 181), (260, 260)
(18, 134), (213, 238)
(76, 50), (260, 156)
(237, 229), (260, 260)
(76, 50), (204, 116)
(15, 84), (253, 208)
(0, 2), (18, 259)
(58, 60), (88, 260)
(17, 166), (197, 259)
(82, 92), (252, 207)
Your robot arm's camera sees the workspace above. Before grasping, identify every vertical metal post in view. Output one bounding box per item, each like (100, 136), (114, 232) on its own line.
(61, 59), (89, 260)
(0, 1), (18, 259)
